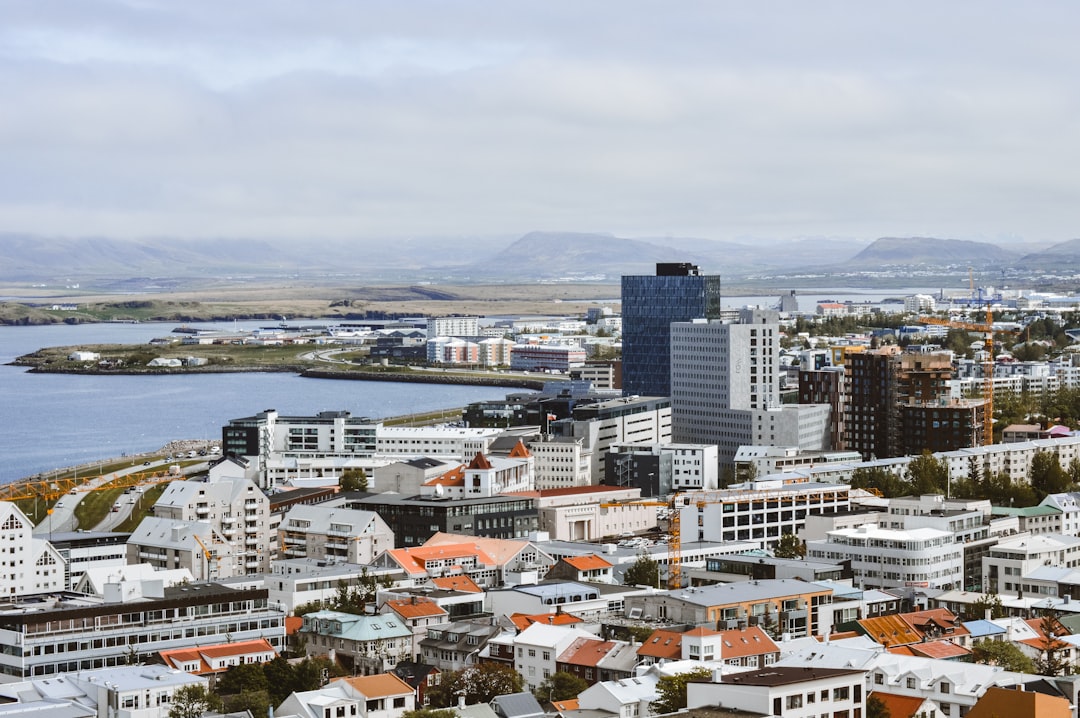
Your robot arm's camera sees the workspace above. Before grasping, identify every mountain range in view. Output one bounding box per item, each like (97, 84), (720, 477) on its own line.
(0, 232), (1071, 285)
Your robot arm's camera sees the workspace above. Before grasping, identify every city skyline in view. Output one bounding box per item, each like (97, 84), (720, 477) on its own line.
(2, 2), (1080, 244)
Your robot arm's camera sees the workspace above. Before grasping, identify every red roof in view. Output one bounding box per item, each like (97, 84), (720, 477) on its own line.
(424, 464), (466, 487)
(888, 641), (970, 660)
(563, 554), (613, 571)
(386, 597), (449, 619)
(870, 692), (927, 718)
(431, 575), (483, 593)
(637, 629), (683, 659)
(159, 639), (277, 674)
(508, 440), (531, 458)
(715, 627), (779, 659)
(469, 452), (493, 470)
(285, 616), (304, 635)
(509, 612), (585, 631)
(557, 637), (616, 668)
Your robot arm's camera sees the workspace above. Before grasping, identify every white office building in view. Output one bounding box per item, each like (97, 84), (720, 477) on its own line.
(807, 523), (963, 590)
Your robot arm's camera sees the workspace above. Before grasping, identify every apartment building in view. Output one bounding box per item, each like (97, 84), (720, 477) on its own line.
(687, 666), (866, 718)
(529, 436), (591, 490)
(44, 531), (129, 591)
(426, 316), (480, 338)
(807, 524), (964, 591)
(606, 442), (719, 493)
(152, 476), (271, 574)
(983, 533), (1080, 595)
(0, 583), (284, 681)
(510, 344), (587, 373)
(0, 503), (64, 598)
(278, 505), (394, 564)
(550, 395), (672, 481)
(677, 481), (850, 550)
(375, 533), (554, 589)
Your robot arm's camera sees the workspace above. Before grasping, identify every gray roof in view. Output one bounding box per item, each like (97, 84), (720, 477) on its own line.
(662, 579), (831, 606)
(491, 692), (545, 718)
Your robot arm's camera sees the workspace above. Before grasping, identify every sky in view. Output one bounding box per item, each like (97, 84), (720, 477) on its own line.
(2, 1), (1079, 245)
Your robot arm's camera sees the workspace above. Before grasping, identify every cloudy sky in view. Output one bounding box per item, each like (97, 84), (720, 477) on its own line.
(2, 1), (1079, 244)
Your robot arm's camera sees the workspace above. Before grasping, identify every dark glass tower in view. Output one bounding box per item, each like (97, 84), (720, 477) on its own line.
(621, 263), (722, 397)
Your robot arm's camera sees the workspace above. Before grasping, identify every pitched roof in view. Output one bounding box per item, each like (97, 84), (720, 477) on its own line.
(550, 699), (579, 712)
(424, 464), (466, 487)
(716, 627), (780, 659)
(887, 641), (971, 660)
(563, 554), (613, 571)
(637, 629), (683, 659)
(869, 691), (927, 718)
(423, 532), (534, 566)
(508, 440), (532, 458)
(965, 686), (1072, 718)
(430, 574), (483, 593)
(158, 639), (276, 674)
(333, 672), (414, 699)
(386, 597), (449, 619)
(857, 614), (922, 647)
(557, 637), (617, 668)
(469, 452), (493, 470)
(509, 612), (585, 631)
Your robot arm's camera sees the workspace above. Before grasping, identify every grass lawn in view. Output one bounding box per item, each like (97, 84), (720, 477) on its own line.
(116, 482), (172, 533)
(74, 480), (131, 530)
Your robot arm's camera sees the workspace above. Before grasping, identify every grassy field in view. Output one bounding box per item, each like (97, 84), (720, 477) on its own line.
(73, 478), (132, 530)
(115, 482), (172, 533)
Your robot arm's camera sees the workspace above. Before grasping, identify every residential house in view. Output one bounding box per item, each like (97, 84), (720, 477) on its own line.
(331, 674), (417, 718)
(686, 666), (866, 718)
(158, 638), (277, 681)
(301, 610), (413, 675)
(382, 597), (449, 661)
(392, 661), (441, 707)
(375, 533), (554, 589)
(513, 622), (596, 693)
(0, 502), (65, 598)
(419, 619), (504, 672)
(555, 637), (638, 686)
(545, 555), (615, 584)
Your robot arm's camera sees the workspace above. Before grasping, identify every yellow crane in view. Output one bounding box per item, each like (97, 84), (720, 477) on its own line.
(191, 533), (220, 580)
(0, 469), (179, 503)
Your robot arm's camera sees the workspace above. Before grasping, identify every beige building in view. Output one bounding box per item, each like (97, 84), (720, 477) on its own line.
(278, 505), (394, 564)
(510, 485), (658, 542)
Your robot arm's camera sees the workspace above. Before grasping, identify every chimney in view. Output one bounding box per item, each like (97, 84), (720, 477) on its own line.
(548, 616), (554, 624)
(985, 608), (992, 621)
(412, 596), (418, 605)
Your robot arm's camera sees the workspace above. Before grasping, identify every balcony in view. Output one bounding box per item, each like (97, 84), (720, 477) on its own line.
(195, 506), (210, 517)
(245, 559), (261, 568)
(221, 528), (236, 537)
(245, 537), (260, 547)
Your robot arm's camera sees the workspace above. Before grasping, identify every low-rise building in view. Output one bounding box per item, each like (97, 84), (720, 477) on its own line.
(808, 523), (964, 591)
(686, 666), (866, 718)
(300, 610), (413, 675)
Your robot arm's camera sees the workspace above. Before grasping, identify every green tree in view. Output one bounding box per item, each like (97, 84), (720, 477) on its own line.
(401, 710), (460, 718)
(967, 592), (1007, 621)
(624, 553), (660, 588)
(216, 661), (269, 696)
(866, 694), (891, 718)
(427, 664), (525, 707)
(650, 668), (712, 715)
(328, 569), (394, 614)
(1030, 451), (1070, 499)
(168, 684), (221, 718)
(971, 639), (1036, 673)
(339, 467), (369, 492)
(773, 533), (806, 559)
(536, 671), (589, 702)
(905, 452), (948, 495)
(849, 466), (912, 498)
(222, 690), (271, 718)
(1033, 608), (1069, 677)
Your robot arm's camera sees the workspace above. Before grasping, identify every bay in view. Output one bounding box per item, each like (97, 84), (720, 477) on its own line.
(0, 322), (511, 484)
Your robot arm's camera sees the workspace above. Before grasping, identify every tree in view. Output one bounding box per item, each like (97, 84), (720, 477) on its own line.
(905, 452), (948, 495)
(650, 668), (712, 714)
(773, 533), (805, 559)
(329, 569), (394, 614)
(971, 638), (1036, 673)
(536, 671), (589, 702)
(216, 661), (269, 697)
(866, 694), (891, 718)
(340, 467), (369, 492)
(967, 592), (1007, 621)
(624, 553), (660, 588)
(1033, 608), (1069, 677)
(1030, 451), (1070, 499)
(401, 710), (459, 718)
(849, 466), (912, 498)
(168, 684), (221, 718)
(427, 664), (524, 707)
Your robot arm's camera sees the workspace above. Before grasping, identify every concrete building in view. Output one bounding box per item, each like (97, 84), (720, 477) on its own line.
(426, 316), (480, 339)
(550, 395), (672, 481)
(529, 436), (591, 490)
(983, 533), (1080, 595)
(278, 505), (394, 564)
(807, 523), (964, 591)
(348, 492), (539, 547)
(510, 344), (587, 373)
(43, 531), (129, 591)
(513, 622), (595, 693)
(621, 262), (723, 398)
(301, 610), (413, 675)
(152, 476), (271, 574)
(669, 309), (831, 466)
(606, 443), (719, 493)
(126, 518), (234, 581)
(516, 486), (658, 542)
(0, 503), (65, 598)
(0, 583), (284, 681)
(687, 666), (866, 718)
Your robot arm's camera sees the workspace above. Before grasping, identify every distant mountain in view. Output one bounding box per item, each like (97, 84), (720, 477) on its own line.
(843, 237), (1021, 267)
(1015, 238), (1080, 269)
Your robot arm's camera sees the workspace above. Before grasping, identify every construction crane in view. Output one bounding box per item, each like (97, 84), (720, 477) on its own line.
(920, 309), (1016, 445)
(0, 469), (180, 504)
(191, 533), (220, 580)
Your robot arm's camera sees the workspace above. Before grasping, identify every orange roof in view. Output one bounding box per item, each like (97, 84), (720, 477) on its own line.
(858, 614), (922, 647)
(159, 639), (277, 674)
(1021, 617), (1070, 651)
(423, 533), (530, 566)
(285, 616), (304, 635)
(424, 464), (466, 487)
(966, 686), (1071, 718)
(888, 641), (970, 660)
(815, 631), (859, 642)
(386, 597), (449, 619)
(510, 612), (585, 631)
(564, 554), (613, 571)
(907, 609), (968, 638)
(431, 575), (483, 593)
(870, 692), (927, 718)
(469, 452), (493, 470)
(637, 629), (683, 659)
(333, 672), (414, 699)
(558, 637), (616, 668)
(508, 440), (531, 458)
(551, 699), (579, 712)
(683, 627), (720, 637)
(385, 542), (496, 575)
(715, 627), (779, 659)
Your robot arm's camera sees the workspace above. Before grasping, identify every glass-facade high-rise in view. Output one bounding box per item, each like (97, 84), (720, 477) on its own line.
(621, 263), (722, 397)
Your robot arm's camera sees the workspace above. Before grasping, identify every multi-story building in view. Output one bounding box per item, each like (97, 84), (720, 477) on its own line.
(0, 583), (284, 681)
(550, 395), (672, 481)
(605, 442), (719, 493)
(798, 365), (847, 449)
(687, 666), (866, 718)
(621, 262), (723, 397)
(278, 505), (394, 564)
(0, 503), (64, 599)
(807, 523), (964, 591)
(669, 309), (831, 466)
(983, 533), (1080, 595)
(845, 349), (985, 460)
(510, 344), (587, 373)
(513, 622), (595, 693)
(426, 316), (480, 339)
(127, 518), (235, 581)
(569, 361), (621, 391)
(301, 610), (413, 675)
(152, 476), (271, 574)
(677, 481), (850, 550)
(529, 436), (591, 490)
(347, 493), (539, 547)
(376, 533), (554, 589)
(520, 485), (658, 542)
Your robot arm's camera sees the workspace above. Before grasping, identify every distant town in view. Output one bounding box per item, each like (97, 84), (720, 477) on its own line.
(8, 261), (1080, 718)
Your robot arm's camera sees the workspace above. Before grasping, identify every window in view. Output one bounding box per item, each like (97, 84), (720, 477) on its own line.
(786, 695), (803, 709)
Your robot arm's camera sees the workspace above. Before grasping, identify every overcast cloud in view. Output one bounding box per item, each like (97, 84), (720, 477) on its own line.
(2, 1), (1078, 244)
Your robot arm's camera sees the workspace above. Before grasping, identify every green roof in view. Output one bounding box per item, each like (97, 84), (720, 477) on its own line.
(990, 505), (1061, 517)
